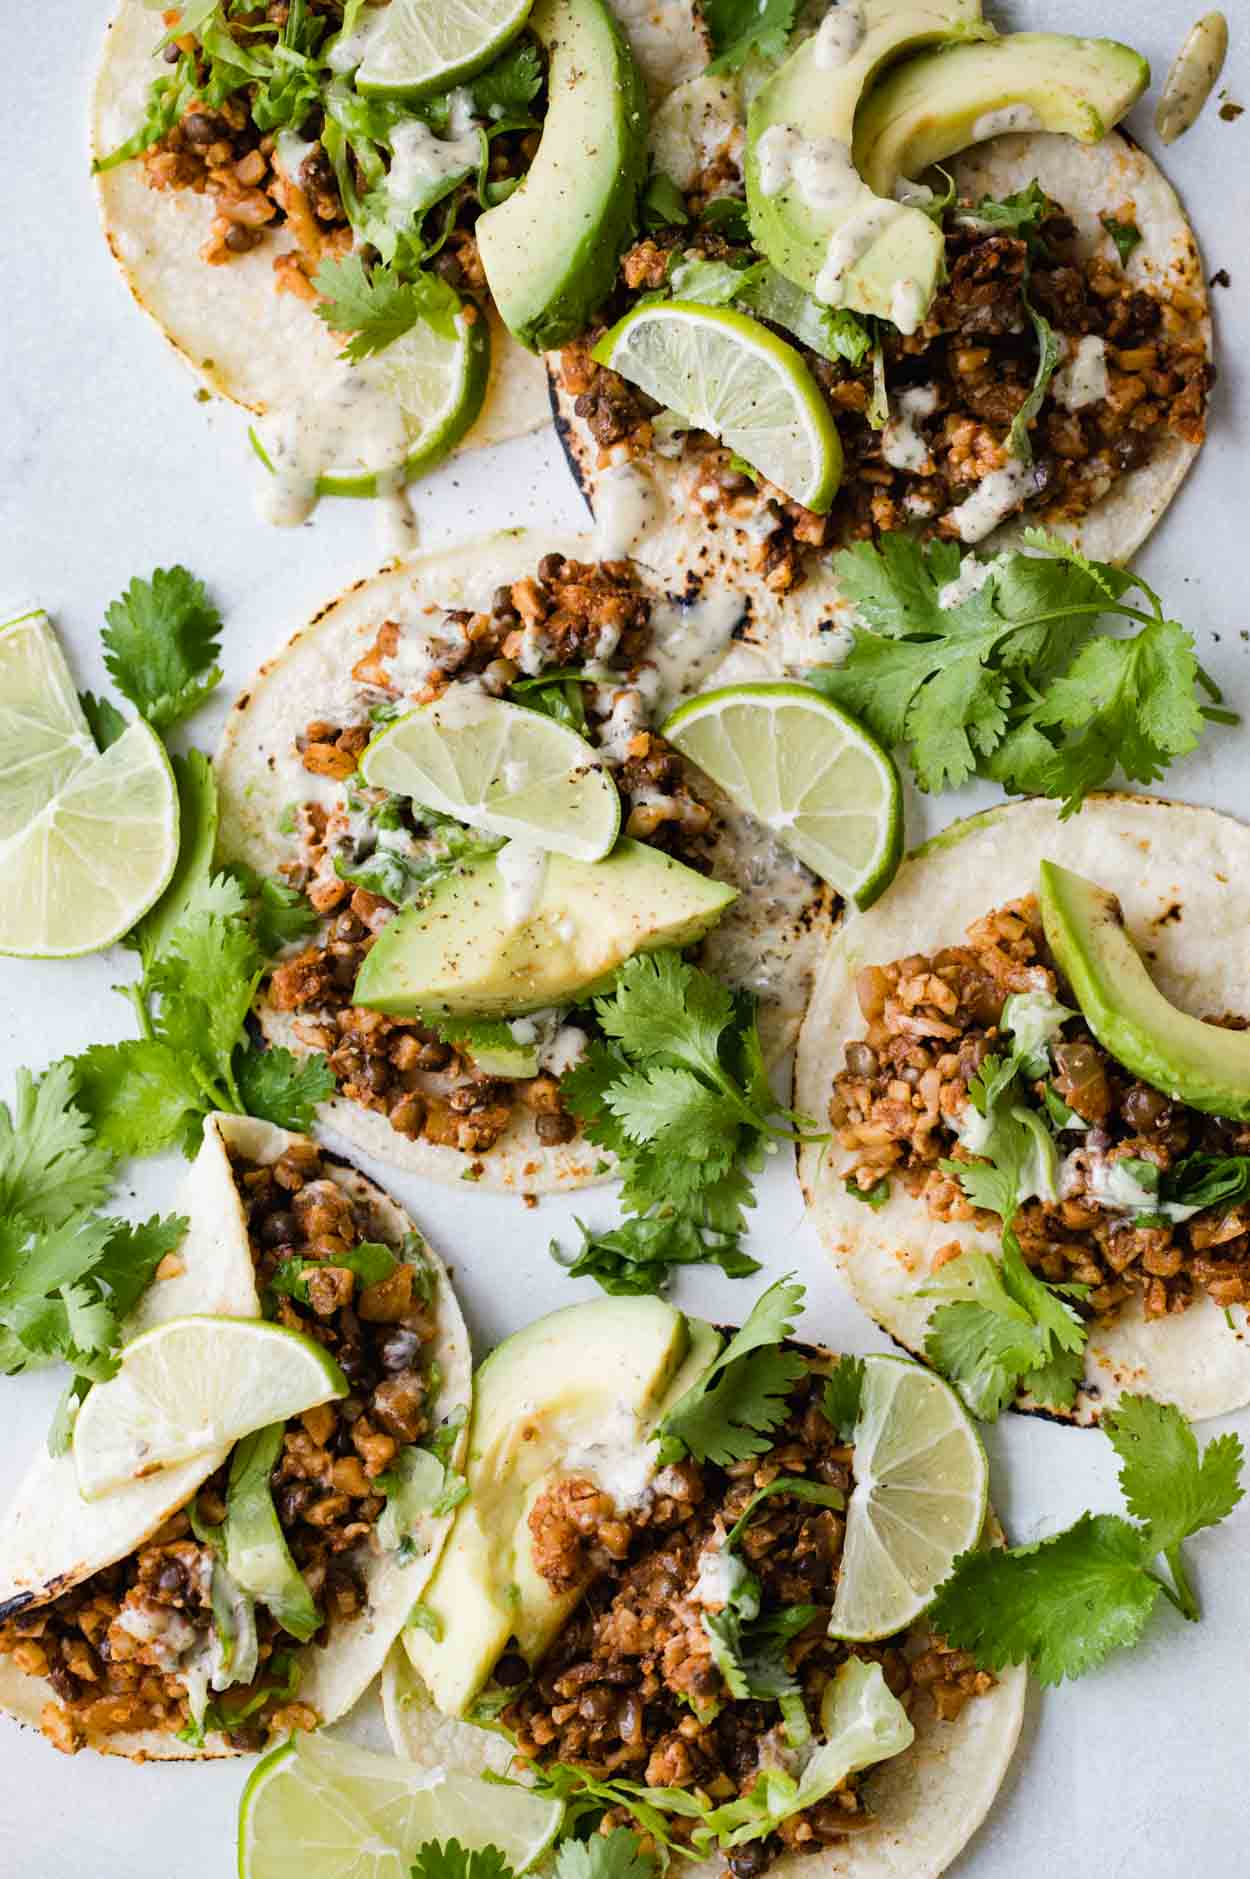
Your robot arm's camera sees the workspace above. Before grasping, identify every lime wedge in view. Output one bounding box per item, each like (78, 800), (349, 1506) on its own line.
(317, 310), (491, 498)
(663, 681), (902, 909)
(73, 1317), (348, 1502)
(830, 1355), (988, 1643)
(0, 610), (97, 840)
(592, 301), (843, 511)
(0, 652), (179, 960)
(360, 691), (621, 861)
(356, 0), (535, 99)
(239, 1733), (562, 1879)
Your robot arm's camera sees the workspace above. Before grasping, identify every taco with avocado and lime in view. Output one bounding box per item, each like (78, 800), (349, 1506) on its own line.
(377, 1285), (1025, 1873)
(214, 529), (841, 1192)
(796, 794), (1250, 1428)
(0, 1113), (471, 1759)
(552, 7), (1210, 603)
(92, 0), (681, 522)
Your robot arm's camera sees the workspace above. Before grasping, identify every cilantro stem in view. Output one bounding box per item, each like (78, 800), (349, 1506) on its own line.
(1201, 706), (1240, 726)
(119, 980), (156, 1043)
(1196, 662), (1224, 704)
(1160, 1543), (1200, 1622)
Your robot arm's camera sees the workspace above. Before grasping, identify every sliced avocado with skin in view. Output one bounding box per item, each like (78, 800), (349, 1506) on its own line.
(1040, 860), (1250, 1122)
(353, 839), (737, 1019)
(407, 1300), (720, 1716)
(854, 34), (1149, 197)
(745, 0), (991, 331)
(476, 0), (649, 352)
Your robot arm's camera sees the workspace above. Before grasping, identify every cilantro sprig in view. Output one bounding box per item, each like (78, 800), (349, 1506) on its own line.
(704, 0), (798, 73)
(929, 1396), (1244, 1681)
(101, 567), (223, 732)
(810, 532), (1232, 813)
(656, 1277), (808, 1467)
(411, 1833), (657, 1879)
(557, 954), (821, 1295)
(314, 256), (463, 364)
(923, 1232), (1088, 1419)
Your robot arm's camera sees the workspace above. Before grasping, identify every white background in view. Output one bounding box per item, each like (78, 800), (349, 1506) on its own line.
(2, 3), (1249, 1874)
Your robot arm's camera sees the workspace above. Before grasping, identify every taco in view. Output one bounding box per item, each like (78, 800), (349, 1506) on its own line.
(0, 1113), (471, 1758)
(215, 529), (838, 1192)
(551, 37), (1211, 600)
(91, 0), (701, 522)
(377, 1292), (1026, 1874)
(795, 794), (1250, 1426)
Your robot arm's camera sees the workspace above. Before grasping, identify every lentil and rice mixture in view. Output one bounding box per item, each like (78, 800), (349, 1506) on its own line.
(834, 895), (1250, 1321)
(0, 1138), (447, 1755)
(560, 183), (1211, 593)
(268, 554), (721, 1158)
(493, 1358), (989, 1872)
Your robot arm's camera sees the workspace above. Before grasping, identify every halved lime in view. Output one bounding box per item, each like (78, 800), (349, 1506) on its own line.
(830, 1355), (988, 1642)
(0, 610), (97, 840)
(592, 301), (843, 511)
(239, 1732), (562, 1879)
(0, 682), (179, 960)
(73, 1318), (347, 1502)
(361, 691), (620, 861)
(663, 681), (902, 909)
(356, 0), (535, 99)
(319, 310), (491, 498)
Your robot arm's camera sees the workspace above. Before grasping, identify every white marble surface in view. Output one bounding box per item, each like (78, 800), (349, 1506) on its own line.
(1, 3), (1248, 1874)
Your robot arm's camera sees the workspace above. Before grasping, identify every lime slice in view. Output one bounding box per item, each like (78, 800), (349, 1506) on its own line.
(830, 1355), (988, 1642)
(356, 0), (535, 99)
(663, 681), (902, 909)
(0, 701), (179, 960)
(73, 1317), (348, 1502)
(317, 310), (491, 498)
(361, 691), (620, 861)
(239, 1732), (562, 1879)
(0, 610), (97, 840)
(592, 301), (843, 511)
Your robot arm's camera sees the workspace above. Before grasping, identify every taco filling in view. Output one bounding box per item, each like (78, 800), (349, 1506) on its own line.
(833, 895), (1250, 1323)
(0, 1133), (462, 1755)
(498, 1372), (989, 1864)
(560, 176), (1210, 591)
(261, 549), (819, 1163)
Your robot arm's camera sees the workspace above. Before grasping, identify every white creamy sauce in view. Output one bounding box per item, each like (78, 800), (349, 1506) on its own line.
(563, 1405), (657, 1512)
(816, 199), (906, 304)
(594, 461), (665, 560)
(542, 1023), (588, 1076)
(515, 621), (553, 676)
(255, 366), (411, 528)
(327, 11), (380, 73)
(893, 176), (934, 207)
(446, 88), (479, 139)
(496, 838), (548, 927)
(882, 384), (938, 472)
(1157, 11), (1230, 143)
(1053, 334), (1109, 412)
(889, 276), (926, 336)
(274, 130), (317, 186)
(595, 687), (648, 766)
(813, 1), (866, 69)
(937, 553), (996, 610)
(646, 589), (744, 716)
(947, 461), (1037, 543)
(971, 104), (1044, 140)
(956, 1102), (996, 1155)
(904, 489), (938, 518)
(382, 118), (479, 228)
(1076, 1152), (1200, 1222)
(692, 1543), (751, 1610)
(384, 623), (445, 695)
(649, 74), (743, 191)
(116, 1603), (198, 1668)
(376, 486), (419, 560)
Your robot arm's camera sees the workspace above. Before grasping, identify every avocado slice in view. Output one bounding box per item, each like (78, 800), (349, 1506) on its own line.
(1040, 861), (1250, 1122)
(407, 1300), (722, 1716)
(353, 839), (737, 1019)
(476, 0), (649, 352)
(745, 0), (990, 331)
(854, 33), (1148, 197)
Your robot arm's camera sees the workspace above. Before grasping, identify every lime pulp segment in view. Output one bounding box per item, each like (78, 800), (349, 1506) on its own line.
(0, 610), (97, 841)
(663, 681), (902, 908)
(318, 310), (491, 498)
(594, 301), (843, 511)
(829, 1355), (988, 1642)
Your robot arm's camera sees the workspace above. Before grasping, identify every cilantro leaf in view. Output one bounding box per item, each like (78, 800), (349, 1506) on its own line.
(821, 1356), (864, 1440)
(314, 256), (461, 363)
(80, 690), (128, 751)
(554, 1212), (759, 1297)
(92, 1213), (188, 1323)
(411, 1843), (517, 1879)
(705, 0), (798, 73)
(226, 863), (319, 956)
(1009, 292), (1062, 464)
(1101, 212), (1142, 266)
(1102, 1395), (1245, 1558)
(962, 180), (1051, 236)
(554, 1829), (658, 1879)
(604, 1067), (742, 1165)
(929, 1513), (1160, 1684)
(657, 1277), (808, 1465)
(923, 1235), (1087, 1420)
(102, 567), (223, 731)
(0, 1065), (114, 1228)
(594, 952), (738, 1086)
(235, 1045), (335, 1132)
(642, 170), (689, 230)
(70, 1040), (206, 1160)
(811, 535), (1221, 814)
(464, 37), (543, 117)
